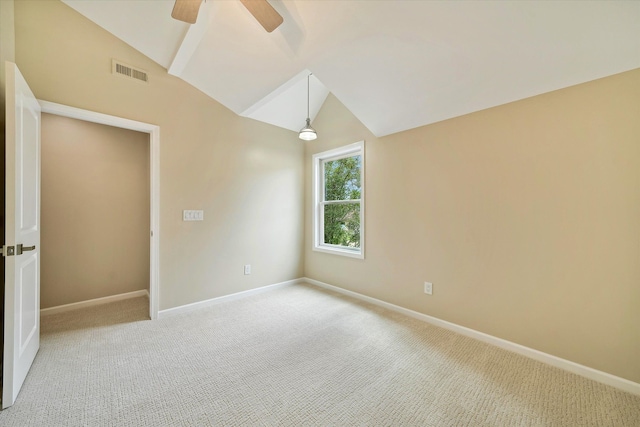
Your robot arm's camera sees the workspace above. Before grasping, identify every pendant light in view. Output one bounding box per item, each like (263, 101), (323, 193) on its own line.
(299, 73), (317, 141)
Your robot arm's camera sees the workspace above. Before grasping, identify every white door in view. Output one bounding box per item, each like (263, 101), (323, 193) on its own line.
(2, 61), (41, 409)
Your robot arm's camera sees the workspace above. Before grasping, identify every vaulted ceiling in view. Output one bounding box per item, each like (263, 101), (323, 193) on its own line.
(62, 0), (640, 137)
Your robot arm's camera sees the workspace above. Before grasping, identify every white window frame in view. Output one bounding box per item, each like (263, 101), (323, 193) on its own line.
(312, 141), (365, 259)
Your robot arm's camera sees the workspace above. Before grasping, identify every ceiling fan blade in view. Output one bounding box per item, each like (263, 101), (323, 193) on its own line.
(239, 0), (284, 33)
(172, 0), (202, 24)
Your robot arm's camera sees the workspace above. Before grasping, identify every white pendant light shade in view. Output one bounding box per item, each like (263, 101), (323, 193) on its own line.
(299, 118), (317, 141)
(299, 74), (318, 141)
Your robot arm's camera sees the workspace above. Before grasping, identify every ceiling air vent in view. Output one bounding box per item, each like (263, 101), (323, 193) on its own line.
(112, 59), (149, 83)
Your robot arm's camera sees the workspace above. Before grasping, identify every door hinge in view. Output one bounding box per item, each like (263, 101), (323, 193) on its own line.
(2, 245), (15, 257)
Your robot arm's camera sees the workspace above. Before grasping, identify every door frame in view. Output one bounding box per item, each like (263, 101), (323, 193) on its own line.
(38, 101), (160, 320)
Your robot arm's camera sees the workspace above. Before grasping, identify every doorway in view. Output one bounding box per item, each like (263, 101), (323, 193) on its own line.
(41, 114), (148, 313)
(39, 101), (159, 319)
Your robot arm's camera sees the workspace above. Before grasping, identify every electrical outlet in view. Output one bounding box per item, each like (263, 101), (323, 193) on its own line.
(244, 264), (251, 275)
(424, 282), (433, 295)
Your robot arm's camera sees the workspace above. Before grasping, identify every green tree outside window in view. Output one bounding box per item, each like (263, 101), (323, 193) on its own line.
(323, 155), (361, 248)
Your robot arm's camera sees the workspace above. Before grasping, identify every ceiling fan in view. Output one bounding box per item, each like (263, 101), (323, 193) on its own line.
(172, 0), (283, 32)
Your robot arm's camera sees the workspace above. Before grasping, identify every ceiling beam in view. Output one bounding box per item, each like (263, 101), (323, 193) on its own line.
(168, 0), (213, 77)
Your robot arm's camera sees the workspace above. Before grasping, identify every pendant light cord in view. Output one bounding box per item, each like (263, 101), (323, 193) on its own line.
(299, 72), (317, 140)
(307, 74), (311, 119)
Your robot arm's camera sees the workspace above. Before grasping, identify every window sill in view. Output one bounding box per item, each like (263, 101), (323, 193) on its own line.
(313, 244), (364, 259)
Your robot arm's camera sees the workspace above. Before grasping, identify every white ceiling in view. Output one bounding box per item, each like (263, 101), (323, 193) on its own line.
(62, 0), (640, 137)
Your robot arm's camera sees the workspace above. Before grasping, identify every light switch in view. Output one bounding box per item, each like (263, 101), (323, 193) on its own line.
(183, 210), (204, 221)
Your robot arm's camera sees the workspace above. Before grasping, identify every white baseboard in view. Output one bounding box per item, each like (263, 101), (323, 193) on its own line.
(302, 277), (640, 396)
(157, 278), (303, 318)
(40, 289), (149, 316)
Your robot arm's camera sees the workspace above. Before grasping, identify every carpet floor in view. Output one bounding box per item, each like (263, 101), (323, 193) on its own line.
(0, 283), (638, 426)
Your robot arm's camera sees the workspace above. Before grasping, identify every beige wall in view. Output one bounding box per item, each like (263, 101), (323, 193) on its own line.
(1, 0), (16, 168)
(1, 0), (16, 319)
(0, 0), (15, 106)
(15, 0), (304, 310)
(40, 114), (150, 308)
(305, 69), (640, 384)
(0, 0), (15, 120)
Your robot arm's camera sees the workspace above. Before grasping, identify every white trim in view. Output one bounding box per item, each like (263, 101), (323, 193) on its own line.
(158, 279), (304, 318)
(40, 290), (149, 317)
(38, 100), (161, 320)
(312, 140), (365, 259)
(148, 125), (161, 320)
(302, 277), (640, 396)
(39, 101), (156, 133)
(312, 244), (364, 259)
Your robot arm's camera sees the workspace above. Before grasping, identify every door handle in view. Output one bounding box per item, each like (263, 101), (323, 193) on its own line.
(16, 244), (36, 255)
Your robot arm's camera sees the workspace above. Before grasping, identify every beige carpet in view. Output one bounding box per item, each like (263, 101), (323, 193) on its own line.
(0, 283), (638, 426)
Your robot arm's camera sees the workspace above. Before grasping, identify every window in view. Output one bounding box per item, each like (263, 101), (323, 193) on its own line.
(312, 141), (364, 258)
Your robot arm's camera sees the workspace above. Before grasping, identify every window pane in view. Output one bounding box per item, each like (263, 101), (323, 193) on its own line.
(324, 155), (361, 201)
(323, 202), (360, 248)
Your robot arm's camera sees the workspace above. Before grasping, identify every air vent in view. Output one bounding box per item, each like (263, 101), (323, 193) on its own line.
(112, 60), (149, 83)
